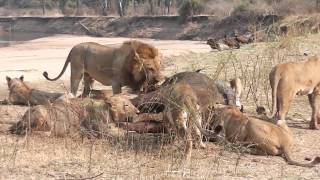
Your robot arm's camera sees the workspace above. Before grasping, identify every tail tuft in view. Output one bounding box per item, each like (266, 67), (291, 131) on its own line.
(43, 71), (49, 78)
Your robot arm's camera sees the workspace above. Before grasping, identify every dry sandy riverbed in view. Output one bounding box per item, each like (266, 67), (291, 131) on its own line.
(0, 34), (210, 88)
(1, 34), (320, 179)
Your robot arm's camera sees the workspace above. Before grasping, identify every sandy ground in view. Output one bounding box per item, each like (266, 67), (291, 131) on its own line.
(0, 34), (210, 88)
(1, 34), (320, 179)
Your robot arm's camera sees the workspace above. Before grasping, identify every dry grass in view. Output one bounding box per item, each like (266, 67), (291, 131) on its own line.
(1, 33), (320, 179)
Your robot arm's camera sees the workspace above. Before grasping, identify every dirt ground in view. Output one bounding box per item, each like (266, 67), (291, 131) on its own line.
(1, 34), (320, 179)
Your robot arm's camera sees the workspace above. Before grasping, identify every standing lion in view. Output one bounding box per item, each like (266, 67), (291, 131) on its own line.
(43, 40), (163, 96)
(267, 56), (320, 129)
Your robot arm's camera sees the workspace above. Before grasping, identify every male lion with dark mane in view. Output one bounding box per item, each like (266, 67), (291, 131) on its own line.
(266, 56), (320, 129)
(43, 40), (163, 96)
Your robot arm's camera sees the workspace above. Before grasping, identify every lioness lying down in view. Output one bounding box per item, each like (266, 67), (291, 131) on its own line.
(10, 95), (139, 137)
(5, 75), (64, 105)
(215, 106), (320, 167)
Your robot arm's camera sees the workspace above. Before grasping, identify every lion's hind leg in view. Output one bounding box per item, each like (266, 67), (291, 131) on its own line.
(82, 73), (95, 97)
(70, 64), (84, 96)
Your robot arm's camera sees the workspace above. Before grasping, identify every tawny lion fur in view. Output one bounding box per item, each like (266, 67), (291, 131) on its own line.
(43, 40), (163, 96)
(268, 56), (320, 129)
(160, 81), (215, 161)
(134, 72), (243, 116)
(6, 75), (63, 106)
(308, 83), (320, 129)
(216, 106), (320, 167)
(10, 95), (139, 138)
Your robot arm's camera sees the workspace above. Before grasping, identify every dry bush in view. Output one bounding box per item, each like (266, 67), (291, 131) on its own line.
(272, 0), (318, 16)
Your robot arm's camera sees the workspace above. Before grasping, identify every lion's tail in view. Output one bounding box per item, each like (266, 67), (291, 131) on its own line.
(283, 150), (320, 168)
(268, 67), (280, 119)
(43, 48), (73, 81)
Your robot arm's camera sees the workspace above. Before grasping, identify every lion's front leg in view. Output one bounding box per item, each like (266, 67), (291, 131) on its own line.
(82, 73), (95, 97)
(192, 113), (206, 149)
(112, 81), (122, 94)
(185, 129), (193, 162)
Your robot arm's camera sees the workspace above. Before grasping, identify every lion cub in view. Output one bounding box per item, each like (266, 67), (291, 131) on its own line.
(215, 106), (320, 167)
(6, 75), (63, 106)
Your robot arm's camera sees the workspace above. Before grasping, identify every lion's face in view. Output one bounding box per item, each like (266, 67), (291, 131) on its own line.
(6, 75), (31, 104)
(131, 48), (164, 92)
(143, 58), (163, 83)
(105, 95), (140, 122)
(6, 75), (25, 89)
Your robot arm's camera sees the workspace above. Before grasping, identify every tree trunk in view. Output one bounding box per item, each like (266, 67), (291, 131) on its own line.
(59, 0), (67, 15)
(102, 0), (108, 16)
(148, 0), (154, 15)
(41, 0), (46, 15)
(165, 0), (172, 14)
(118, 0), (124, 17)
(76, 0), (81, 15)
(317, 0), (320, 12)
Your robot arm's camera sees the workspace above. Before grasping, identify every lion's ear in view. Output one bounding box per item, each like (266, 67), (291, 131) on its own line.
(6, 76), (11, 83)
(19, 75), (24, 81)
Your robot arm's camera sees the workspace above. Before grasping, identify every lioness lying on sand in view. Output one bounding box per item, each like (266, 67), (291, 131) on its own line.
(10, 95), (139, 138)
(5, 75), (64, 106)
(215, 106), (320, 167)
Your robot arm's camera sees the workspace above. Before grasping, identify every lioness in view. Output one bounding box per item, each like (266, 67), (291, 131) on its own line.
(10, 95), (139, 137)
(160, 81), (215, 161)
(132, 71), (243, 131)
(267, 56), (320, 128)
(6, 75), (63, 106)
(215, 106), (320, 167)
(43, 40), (163, 96)
(160, 72), (243, 107)
(308, 83), (320, 129)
